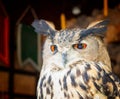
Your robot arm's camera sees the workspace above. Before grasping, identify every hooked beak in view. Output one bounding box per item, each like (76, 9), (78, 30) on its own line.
(62, 53), (67, 66)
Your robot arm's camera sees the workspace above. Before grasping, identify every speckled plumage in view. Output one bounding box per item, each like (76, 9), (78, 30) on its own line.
(32, 19), (120, 99)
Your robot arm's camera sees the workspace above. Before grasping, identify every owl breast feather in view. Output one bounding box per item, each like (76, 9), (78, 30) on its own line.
(38, 61), (120, 99)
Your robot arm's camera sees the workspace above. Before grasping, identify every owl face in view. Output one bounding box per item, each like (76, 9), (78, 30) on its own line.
(32, 19), (111, 70)
(43, 29), (104, 69)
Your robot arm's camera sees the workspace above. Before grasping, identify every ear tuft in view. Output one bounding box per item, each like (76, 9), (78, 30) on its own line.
(80, 19), (109, 39)
(31, 19), (55, 37)
(87, 19), (109, 29)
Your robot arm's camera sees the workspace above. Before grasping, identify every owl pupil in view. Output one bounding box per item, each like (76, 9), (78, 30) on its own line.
(78, 44), (83, 49)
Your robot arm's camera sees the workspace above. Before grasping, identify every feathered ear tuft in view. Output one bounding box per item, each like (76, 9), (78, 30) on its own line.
(80, 19), (109, 39)
(87, 19), (109, 29)
(31, 19), (55, 38)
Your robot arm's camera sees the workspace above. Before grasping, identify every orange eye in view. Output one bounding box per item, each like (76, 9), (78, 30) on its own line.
(73, 43), (87, 49)
(50, 45), (57, 52)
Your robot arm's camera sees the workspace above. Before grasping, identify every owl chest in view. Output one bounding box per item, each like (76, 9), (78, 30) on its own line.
(38, 68), (99, 99)
(39, 74), (87, 99)
(39, 73), (107, 99)
(38, 62), (109, 99)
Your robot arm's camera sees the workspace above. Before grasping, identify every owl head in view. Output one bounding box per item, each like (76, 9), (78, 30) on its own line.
(32, 19), (111, 70)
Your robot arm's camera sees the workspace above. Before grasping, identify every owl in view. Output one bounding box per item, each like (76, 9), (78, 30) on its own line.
(32, 19), (120, 99)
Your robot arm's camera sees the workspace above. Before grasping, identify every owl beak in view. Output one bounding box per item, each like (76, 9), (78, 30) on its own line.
(62, 53), (67, 66)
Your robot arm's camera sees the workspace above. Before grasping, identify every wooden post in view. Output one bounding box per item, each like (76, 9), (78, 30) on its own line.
(104, 0), (108, 16)
(60, 13), (66, 29)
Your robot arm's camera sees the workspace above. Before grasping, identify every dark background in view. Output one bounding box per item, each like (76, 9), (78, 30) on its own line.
(1, 0), (120, 29)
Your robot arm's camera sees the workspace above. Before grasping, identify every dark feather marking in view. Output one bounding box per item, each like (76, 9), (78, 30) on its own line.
(70, 75), (77, 87)
(67, 94), (70, 99)
(102, 70), (118, 97)
(46, 87), (50, 94)
(95, 63), (102, 72)
(85, 63), (91, 70)
(96, 73), (101, 81)
(40, 76), (46, 98)
(63, 76), (68, 90)
(102, 84), (110, 96)
(76, 91), (84, 99)
(82, 72), (89, 84)
(67, 69), (71, 75)
(71, 92), (74, 97)
(47, 75), (52, 84)
(50, 83), (53, 90)
(76, 69), (81, 77)
(109, 72), (120, 83)
(40, 76), (46, 87)
(64, 92), (67, 97)
(43, 83), (46, 87)
(79, 84), (87, 91)
(51, 92), (54, 99)
(93, 82), (101, 92)
(59, 80), (61, 85)
(59, 80), (63, 90)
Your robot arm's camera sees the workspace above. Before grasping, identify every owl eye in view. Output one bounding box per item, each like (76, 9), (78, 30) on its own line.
(73, 43), (87, 49)
(50, 45), (57, 52)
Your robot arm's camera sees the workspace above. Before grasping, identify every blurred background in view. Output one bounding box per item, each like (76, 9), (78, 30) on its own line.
(0, 0), (120, 99)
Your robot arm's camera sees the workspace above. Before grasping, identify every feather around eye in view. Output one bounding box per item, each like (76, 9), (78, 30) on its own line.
(73, 43), (87, 49)
(50, 45), (57, 52)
